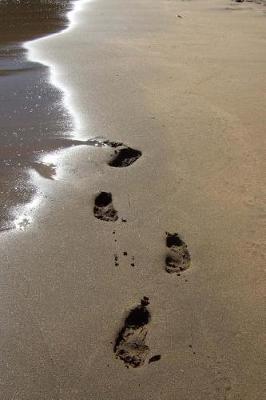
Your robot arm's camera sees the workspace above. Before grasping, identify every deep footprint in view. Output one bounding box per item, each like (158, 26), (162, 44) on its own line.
(114, 297), (151, 368)
(94, 192), (118, 222)
(165, 232), (191, 274)
(109, 147), (142, 168)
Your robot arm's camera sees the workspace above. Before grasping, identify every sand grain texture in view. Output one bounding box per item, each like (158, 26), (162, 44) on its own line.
(0, 0), (265, 399)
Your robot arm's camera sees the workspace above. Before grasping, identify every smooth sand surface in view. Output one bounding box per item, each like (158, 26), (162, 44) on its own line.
(0, 0), (265, 398)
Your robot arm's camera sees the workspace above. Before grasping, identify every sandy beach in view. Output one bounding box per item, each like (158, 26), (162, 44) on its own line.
(0, 0), (265, 398)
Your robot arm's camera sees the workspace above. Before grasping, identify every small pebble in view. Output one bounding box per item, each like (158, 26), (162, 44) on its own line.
(149, 355), (161, 363)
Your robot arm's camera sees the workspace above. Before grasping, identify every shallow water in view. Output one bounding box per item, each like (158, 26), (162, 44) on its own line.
(0, 0), (77, 231)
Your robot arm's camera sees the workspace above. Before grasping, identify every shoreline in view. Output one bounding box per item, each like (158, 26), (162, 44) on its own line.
(24, 0), (91, 142)
(0, 0), (79, 231)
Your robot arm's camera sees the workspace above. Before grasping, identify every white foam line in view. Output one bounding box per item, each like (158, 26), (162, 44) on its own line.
(24, 0), (92, 141)
(10, 0), (93, 233)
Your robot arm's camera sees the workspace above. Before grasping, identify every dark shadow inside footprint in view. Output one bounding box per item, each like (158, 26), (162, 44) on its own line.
(166, 233), (184, 248)
(114, 297), (151, 368)
(165, 232), (191, 274)
(94, 192), (118, 222)
(125, 301), (150, 328)
(95, 192), (112, 207)
(109, 147), (142, 168)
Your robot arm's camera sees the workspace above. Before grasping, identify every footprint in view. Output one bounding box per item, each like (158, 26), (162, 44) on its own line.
(165, 232), (191, 274)
(109, 147), (142, 168)
(94, 192), (118, 222)
(87, 137), (142, 167)
(114, 297), (151, 368)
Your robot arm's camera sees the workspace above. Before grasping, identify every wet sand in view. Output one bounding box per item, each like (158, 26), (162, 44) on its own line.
(0, 0), (265, 399)
(0, 0), (78, 230)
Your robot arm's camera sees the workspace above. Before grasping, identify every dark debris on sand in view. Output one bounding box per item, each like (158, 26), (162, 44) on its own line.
(149, 355), (161, 363)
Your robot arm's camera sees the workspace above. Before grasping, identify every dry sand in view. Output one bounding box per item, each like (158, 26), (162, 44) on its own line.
(0, 0), (265, 398)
